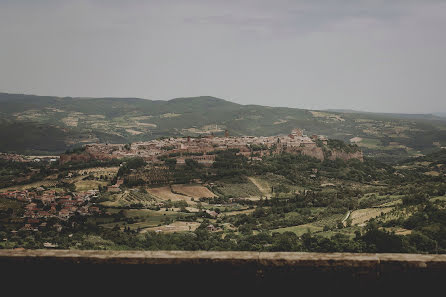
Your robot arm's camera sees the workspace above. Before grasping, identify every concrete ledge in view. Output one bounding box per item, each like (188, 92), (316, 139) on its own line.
(1, 249), (445, 266)
(1, 250), (445, 293)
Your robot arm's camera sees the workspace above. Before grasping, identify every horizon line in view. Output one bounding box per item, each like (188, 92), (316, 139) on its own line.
(0, 91), (444, 117)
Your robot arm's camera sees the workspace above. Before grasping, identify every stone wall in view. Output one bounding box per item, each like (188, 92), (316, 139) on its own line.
(327, 149), (364, 162)
(1, 250), (445, 293)
(285, 145), (363, 162)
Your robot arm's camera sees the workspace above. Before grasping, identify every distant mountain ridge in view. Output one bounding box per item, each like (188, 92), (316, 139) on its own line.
(325, 108), (444, 120)
(433, 112), (446, 118)
(0, 92), (445, 162)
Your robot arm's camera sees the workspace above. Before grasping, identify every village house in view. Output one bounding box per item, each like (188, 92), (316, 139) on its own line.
(58, 209), (71, 220)
(25, 203), (38, 211)
(37, 211), (51, 218)
(206, 224), (218, 232)
(20, 224), (34, 231)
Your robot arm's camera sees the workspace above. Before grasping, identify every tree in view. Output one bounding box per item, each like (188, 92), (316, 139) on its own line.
(165, 158), (177, 169)
(337, 221), (344, 229)
(185, 159), (201, 169)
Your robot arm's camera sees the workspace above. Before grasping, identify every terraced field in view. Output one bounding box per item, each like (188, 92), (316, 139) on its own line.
(247, 177), (271, 197)
(100, 190), (156, 207)
(212, 180), (262, 198)
(349, 207), (394, 226)
(77, 167), (119, 178)
(122, 191), (156, 204)
(313, 213), (346, 228)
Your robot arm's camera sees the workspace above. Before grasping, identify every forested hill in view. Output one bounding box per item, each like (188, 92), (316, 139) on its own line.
(0, 92), (445, 161)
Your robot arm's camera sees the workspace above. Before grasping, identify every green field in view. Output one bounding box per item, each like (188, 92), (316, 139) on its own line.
(98, 208), (189, 231)
(213, 180), (262, 198)
(272, 224), (323, 236)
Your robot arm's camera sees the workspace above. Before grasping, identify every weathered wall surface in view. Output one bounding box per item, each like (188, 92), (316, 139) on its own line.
(287, 146), (363, 162)
(1, 249), (444, 266)
(1, 250), (444, 293)
(297, 146), (326, 160)
(327, 150), (364, 162)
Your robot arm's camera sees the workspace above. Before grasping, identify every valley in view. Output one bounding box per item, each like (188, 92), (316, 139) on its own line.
(0, 130), (445, 252)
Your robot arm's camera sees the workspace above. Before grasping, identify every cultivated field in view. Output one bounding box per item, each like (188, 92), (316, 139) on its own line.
(349, 207), (394, 226)
(213, 180), (262, 198)
(221, 208), (255, 216)
(146, 186), (194, 202)
(171, 184), (215, 199)
(247, 177), (271, 197)
(312, 213), (345, 228)
(78, 167), (119, 176)
(272, 223), (323, 236)
(75, 180), (108, 191)
(141, 221), (200, 233)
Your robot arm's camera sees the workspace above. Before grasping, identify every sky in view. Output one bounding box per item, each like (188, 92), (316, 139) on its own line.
(0, 0), (445, 114)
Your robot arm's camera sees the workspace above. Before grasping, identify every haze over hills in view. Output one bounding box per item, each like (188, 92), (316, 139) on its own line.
(0, 92), (445, 162)
(1, 93), (446, 255)
(326, 108), (446, 120)
(434, 112), (446, 118)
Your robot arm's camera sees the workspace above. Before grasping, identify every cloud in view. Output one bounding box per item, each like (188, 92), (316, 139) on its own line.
(0, 0), (445, 113)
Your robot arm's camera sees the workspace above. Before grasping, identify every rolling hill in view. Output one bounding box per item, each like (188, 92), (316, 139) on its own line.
(0, 92), (445, 162)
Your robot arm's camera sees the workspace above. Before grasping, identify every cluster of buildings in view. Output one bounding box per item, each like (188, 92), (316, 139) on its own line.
(0, 188), (101, 232)
(68, 128), (329, 166)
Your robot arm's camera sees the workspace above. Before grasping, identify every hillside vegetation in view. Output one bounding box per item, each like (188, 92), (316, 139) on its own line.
(1, 146), (445, 253)
(1, 92), (445, 162)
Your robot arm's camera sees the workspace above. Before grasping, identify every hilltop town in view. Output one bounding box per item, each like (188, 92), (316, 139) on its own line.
(60, 128), (363, 166)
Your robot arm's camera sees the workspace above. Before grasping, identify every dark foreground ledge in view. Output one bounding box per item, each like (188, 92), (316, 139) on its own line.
(2, 250), (446, 294)
(2, 249), (446, 267)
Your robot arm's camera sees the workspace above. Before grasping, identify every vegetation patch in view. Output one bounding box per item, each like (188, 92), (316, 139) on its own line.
(272, 224), (323, 236)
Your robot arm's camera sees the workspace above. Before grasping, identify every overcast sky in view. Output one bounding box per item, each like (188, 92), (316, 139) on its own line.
(0, 0), (445, 113)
